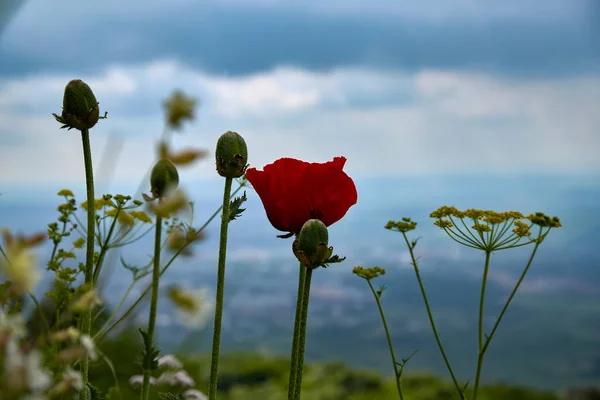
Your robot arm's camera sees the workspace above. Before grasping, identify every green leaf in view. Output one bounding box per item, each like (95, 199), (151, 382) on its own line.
(88, 383), (106, 400)
(462, 380), (471, 392)
(228, 191), (247, 222)
(105, 386), (120, 400)
(159, 393), (183, 400)
(0, 281), (12, 304)
(139, 328), (160, 372)
(120, 256), (141, 277)
(320, 254), (346, 268)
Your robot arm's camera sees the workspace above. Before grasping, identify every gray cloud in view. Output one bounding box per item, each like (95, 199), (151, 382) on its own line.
(0, 0), (597, 79)
(0, 61), (598, 187)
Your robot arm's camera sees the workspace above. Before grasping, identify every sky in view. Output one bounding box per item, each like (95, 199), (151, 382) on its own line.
(0, 0), (599, 193)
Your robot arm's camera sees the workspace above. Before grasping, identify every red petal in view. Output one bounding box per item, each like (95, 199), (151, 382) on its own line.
(247, 157), (357, 234)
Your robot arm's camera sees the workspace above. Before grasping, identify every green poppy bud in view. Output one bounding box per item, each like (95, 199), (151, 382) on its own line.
(215, 131), (248, 178)
(53, 79), (103, 131)
(150, 159), (179, 198)
(293, 219), (333, 269)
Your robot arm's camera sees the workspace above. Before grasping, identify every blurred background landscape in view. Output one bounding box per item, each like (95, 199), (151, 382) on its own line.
(1, 0), (599, 398)
(2, 174), (600, 394)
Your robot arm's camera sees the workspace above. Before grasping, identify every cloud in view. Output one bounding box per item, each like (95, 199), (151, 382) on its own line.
(0, 0), (597, 78)
(0, 60), (599, 189)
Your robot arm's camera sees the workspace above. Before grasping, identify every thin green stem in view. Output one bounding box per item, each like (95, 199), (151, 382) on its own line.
(95, 183), (244, 341)
(478, 251), (492, 351)
(474, 229), (541, 399)
(401, 233), (465, 399)
(48, 220), (67, 267)
(495, 240), (535, 251)
(443, 228), (485, 250)
(493, 224), (536, 250)
(287, 263), (306, 400)
(111, 225), (154, 247)
(28, 292), (50, 334)
(367, 280), (403, 399)
(141, 215), (162, 400)
(208, 177), (233, 400)
(489, 220), (512, 248)
(472, 250), (492, 400)
(93, 282), (134, 341)
(80, 128), (95, 400)
(293, 267), (313, 400)
(452, 216), (484, 248)
(0, 244), (8, 263)
(481, 231), (544, 353)
(97, 348), (121, 394)
(92, 208), (120, 282)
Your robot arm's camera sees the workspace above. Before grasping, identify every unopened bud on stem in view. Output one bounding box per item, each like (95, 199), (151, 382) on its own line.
(293, 219), (333, 269)
(215, 131), (248, 178)
(52, 79), (106, 131)
(151, 159), (179, 198)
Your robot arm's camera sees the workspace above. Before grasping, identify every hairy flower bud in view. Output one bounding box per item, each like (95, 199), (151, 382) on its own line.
(293, 219), (333, 269)
(215, 131), (248, 178)
(53, 79), (104, 131)
(151, 159), (179, 198)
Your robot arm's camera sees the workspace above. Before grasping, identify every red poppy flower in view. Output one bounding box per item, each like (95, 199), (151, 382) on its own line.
(245, 157), (358, 236)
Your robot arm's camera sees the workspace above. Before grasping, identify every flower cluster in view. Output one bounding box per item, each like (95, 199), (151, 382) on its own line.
(429, 206), (562, 251)
(0, 308), (95, 398)
(384, 218), (418, 233)
(129, 354), (207, 399)
(352, 266), (386, 281)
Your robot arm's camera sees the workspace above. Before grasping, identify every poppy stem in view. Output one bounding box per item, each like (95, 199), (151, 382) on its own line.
(141, 215), (162, 400)
(293, 266), (313, 400)
(287, 262), (306, 399)
(79, 128), (95, 400)
(208, 176), (233, 400)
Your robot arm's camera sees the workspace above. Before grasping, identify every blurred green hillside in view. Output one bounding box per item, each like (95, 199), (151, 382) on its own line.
(89, 330), (561, 400)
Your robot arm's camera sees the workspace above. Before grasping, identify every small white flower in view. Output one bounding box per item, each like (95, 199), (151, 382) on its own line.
(0, 309), (26, 339)
(62, 367), (83, 391)
(158, 354), (183, 369)
(183, 389), (208, 400)
(25, 349), (52, 392)
(174, 370), (195, 387)
(157, 372), (177, 386)
(80, 335), (98, 361)
(157, 370), (195, 387)
(4, 340), (51, 394)
(129, 375), (157, 389)
(129, 375), (143, 389)
(50, 326), (81, 342)
(4, 338), (22, 374)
